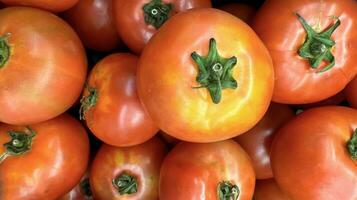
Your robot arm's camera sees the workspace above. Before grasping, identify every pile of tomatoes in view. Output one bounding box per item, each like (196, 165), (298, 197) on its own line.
(0, 0), (356, 199)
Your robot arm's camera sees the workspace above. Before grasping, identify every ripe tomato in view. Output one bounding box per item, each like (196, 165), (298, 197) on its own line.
(234, 103), (294, 179)
(0, 0), (79, 12)
(218, 3), (256, 23)
(254, 179), (290, 200)
(271, 106), (357, 200)
(160, 140), (255, 200)
(80, 53), (158, 147)
(346, 76), (357, 108)
(0, 7), (87, 125)
(137, 8), (274, 142)
(113, 0), (212, 53)
(59, 172), (92, 200)
(0, 114), (90, 200)
(295, 90), (345, 110)
(252, 0), (357, 104)
(90, 137), (167, 200)
(63, 0), (121, 51)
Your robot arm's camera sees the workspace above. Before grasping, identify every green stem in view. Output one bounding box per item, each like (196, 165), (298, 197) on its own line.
(296, 13), (340, 73)
(112, 173), (138, 195)
(142, 0), (173, 29)
(217, 181), (240, 200)
(0, 127), (36, 164)
(191, 38), (238, 104)
(347, 129), (357, 160)
(0, 33), (10, 68)
(80, 178), (92, 198)
(79, 85), (98, 121)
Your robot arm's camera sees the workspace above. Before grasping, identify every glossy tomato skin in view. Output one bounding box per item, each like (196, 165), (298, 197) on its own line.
(254, 179), (290, 200)
(90, 137), (167, 200)
(271, 106), (357, 200)
(137, 8), (274, 143)
(234, 103), (295, 179)
(0, 114), (90, 200)
(113, 0), (212, 54)
(0, 7), (87, 125)
(0, 0), (78, 12)
(252, 0), (357, 104)
(218, 3), (256, 23)
(346, 76), (357, 108)
(63, 0), (121, 51)
(81, 53), (158, 147)
(160, 140), (255, 200)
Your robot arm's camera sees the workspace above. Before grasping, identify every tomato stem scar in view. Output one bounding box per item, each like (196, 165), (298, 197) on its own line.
(0, 33), (11, 68)
(347, 129), (357, 160)
(112, 172), (138, 195)
(79, 84), (98, 121)
(143, 0), (173, 29)
(217, 181), (240, 200)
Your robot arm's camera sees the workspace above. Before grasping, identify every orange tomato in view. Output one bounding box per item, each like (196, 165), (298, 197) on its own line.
(137, 8), (274, 142)
(254, 179), (291, 200)
(0, 0), (79, 12)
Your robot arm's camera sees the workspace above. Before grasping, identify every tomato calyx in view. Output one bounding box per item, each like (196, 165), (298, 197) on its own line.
(80, 178), (93, 199)
(191, 38), (238, 104)
(296, 13), (340, 73)
(0, 127), (36, 164)
(217, 181), (240, 200)
(112, 172), (138, 195)
(143, 0), (173, 29)
(79, 85), (98, 121)
(347, 129), (357, 160)
(0, 33), (10, 68)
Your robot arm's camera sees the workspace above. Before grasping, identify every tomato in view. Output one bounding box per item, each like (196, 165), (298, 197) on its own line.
(271, 106), (357, 200)
(346, 76), (357, 108)
(252, 0), (357, 104)
(160, 140), (255, 200)
(218, 3), (256, 23)
(0, 0), (79, 12)
(234, 103), (294, 179)
(80, 53), (158, 147)
(62, 0), (121, 51)
(0, 114), (89, 200)
(59, 172), (92, 200)
(113, 0), (212, 54)
(90, 136), (167, 200)
(0, 7), (87, 125)
(295, 90), (345, 110)
(254, 179), (290, 200)
(137, 8), (274, 142)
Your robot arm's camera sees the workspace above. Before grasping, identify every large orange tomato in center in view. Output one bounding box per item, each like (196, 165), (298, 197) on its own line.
(137, 8), (274, 143)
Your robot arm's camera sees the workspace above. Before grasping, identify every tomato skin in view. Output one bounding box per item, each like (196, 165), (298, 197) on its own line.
(218, 3), (256, 23)
(0, 7), (87, 125)
(137, 8), (274, 142)
(254, 179), (290, 200)
(0, 0), (78, 12)
(294, 91), (345, 110)
(90, 137), (167, 200)
(252, 0), (357, 104)
(346, 76), (357, 108)
(113, 0), (211, 54)
(271, 106), (357, 200)
(0, 114), (90, 200)
(63, 0), (121, 51)
(160, 140), (255, 200)
(59, 172), (92, 200)
(234, 103), (294, 179)
(82, 53), (158, 147)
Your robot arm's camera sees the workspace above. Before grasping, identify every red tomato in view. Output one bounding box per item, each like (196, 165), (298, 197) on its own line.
(0, 0), (79, 12)
(59, 172), (92, 200)
(160, 140), (255, 200)
(80, 53), (158, 147)
(295, 90), (345, 110)
(62, 0), (121, 51)
(252, 0), (357, 104)
(234, 103), (295, 179)
(137, 8), (274, 142)
(346, 76), (357, 108)
(271, 106), (357, 200)
(90, 137), (167, 200)
(113, 0), (212, 53)
(0, 114), (90, 200)
(0, 7), (87, 125)
(218, 3), (256, 23)
(254, 179), (291, 200)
